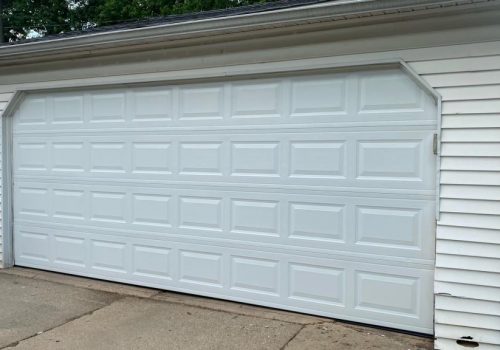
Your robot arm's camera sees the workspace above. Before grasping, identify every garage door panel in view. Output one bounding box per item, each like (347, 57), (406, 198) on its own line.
(358, 70), (431, 114)
(15, 141), (49, 171)
(53, 235), (87, 269)
(229, 255), (281, 296)
(13, 69), (436, 333)
(131, 88), (173, 122)
(91, 239), (129, 274)
(52, 142), (86, 172)
(132, 245), (174, 281)
(14, 181), (434, 260)
(352, 266), (434, 327)
(132, 194), (173, 228)
(13, 130), (434, 190)
(17, 97), (47, 126)
(230, 199), (280, 237)
(90, 92), (126, 122)
(15, 229), (50, 264)
(13, 223), (433, 333)
(288, 262), (346, 307)
(53, 189), (86, 220)
(13, 70), (435, 132)
(231, 81), (283, 119)
(53, 95), (85, 124)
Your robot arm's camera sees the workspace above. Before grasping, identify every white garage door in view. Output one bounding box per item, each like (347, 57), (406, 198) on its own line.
(12, 68), (436, 333)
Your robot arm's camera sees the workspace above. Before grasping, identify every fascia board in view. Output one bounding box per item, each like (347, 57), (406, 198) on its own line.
(0, 0), (499, 60)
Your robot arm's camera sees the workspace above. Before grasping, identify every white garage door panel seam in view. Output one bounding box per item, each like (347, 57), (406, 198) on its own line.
(11, 122), (438, 134)
(13, 176), (436, 198)
(13, 131), (435, 185)
(12, 69), (437, 333)
(13, 182), (435, 260)
(14, 222), (435, 269)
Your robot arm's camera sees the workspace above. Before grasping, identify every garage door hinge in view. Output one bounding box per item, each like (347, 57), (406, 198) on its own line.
(433, 134), (438, 155)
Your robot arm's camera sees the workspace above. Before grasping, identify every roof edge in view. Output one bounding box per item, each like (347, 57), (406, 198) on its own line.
(1, 0), (499, 61)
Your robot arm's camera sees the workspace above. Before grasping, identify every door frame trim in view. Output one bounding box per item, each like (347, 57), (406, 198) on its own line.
(1, 92), (25, 268)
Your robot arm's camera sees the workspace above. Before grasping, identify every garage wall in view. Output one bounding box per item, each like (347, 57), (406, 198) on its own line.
(0, 13), (499, 347)
(0, 93), (8, 265)
(0, 91), (14, 266)
(409, 56), (500, 349)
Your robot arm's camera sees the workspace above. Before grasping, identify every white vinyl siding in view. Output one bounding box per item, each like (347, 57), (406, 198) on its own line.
(410, 54), (500, 350)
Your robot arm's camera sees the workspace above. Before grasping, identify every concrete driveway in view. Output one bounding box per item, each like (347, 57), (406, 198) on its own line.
(0, 268), (433, 350)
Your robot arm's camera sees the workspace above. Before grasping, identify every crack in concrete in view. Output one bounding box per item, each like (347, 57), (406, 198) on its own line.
(1, 269), (328, 326)
(280, 324), (305, 350)
(1, 269), (333, 327)
(0, 296), (126, 349)
(150, 294), (327, 326)
(0, 269), (160, 299)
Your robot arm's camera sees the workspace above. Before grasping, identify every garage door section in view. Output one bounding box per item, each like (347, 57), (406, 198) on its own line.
(12, 68), (436, 333)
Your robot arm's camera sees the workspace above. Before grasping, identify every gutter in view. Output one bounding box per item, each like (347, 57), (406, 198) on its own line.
(0, 0), (498, 62)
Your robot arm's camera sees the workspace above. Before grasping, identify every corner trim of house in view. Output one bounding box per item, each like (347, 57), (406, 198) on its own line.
(1, 91), (25, 268)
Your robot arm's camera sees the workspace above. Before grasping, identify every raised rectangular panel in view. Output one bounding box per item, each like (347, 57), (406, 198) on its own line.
(18, 231), (50, 262)
(359, 72), (423, 113)
(179, 197), (222, 232)
(231, 142), (279, 177)
(289, 141), (346, 179)
(91, 240), (127, 273)
(230, 199), (279, 237)
(53, 190), (85, 220)
(357, 141), (422, 180)
(90, 192), (126, 223)
(53, 96), (83, 123)
(133, 245), (171, 279)
(179, 86), (223, 120)
(231, 82), (281, 118)
(289, 203), (345, 242)
(179, 250), (223, 287)
(355, 271), (419, 316)
(132, 142), (172, 174)
(355, 206), (420, 249)
(52, 142), (85, 172)
(54, 236), (86, 267)
(18, 97), (46, 125)
(289, 263), (345, 306)
(179, 142), (222, 175)
(133, 89), (172, 121)
(16, 143), (48, 171)
(132, 194), (171, 227)
(90, 142), (127, 173)
(290, 78), (346, 117)
(90, 93), (125, 122)
(230, 256), (279, 295)
(18, 187), (49, 217)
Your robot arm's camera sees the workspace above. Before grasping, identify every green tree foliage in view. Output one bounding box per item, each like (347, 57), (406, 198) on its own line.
(0, 0), (268, 42)
(1, 0), (73, 41)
